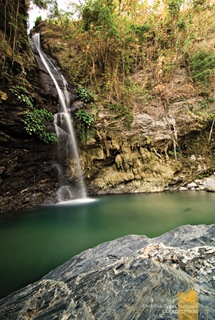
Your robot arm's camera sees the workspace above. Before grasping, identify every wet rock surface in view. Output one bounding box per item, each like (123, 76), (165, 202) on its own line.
(0, 224), (214, 319)
(0, 56), (59, 214)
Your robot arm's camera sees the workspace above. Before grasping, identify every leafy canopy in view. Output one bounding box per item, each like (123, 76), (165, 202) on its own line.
(32, 0), (59, 16)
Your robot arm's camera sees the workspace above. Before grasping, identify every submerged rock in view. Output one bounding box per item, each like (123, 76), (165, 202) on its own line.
(0, 224), (214, 319)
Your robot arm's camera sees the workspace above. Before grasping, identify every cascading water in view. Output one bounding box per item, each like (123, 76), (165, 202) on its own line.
(31, 33), (87, 202)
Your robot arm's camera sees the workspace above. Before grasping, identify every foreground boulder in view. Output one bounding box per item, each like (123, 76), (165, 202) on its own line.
(0, 224), (214, 319)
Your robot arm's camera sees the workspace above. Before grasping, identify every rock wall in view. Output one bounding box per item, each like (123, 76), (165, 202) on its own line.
(81, 105), (215, 196)
(0, 59), (59, 213)
(0, 1), (60, 214)
(0, 224), (214, 319)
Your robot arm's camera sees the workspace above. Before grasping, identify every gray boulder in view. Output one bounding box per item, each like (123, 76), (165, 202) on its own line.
(205, 177), (215, 192)
(0, 224), (214, 319)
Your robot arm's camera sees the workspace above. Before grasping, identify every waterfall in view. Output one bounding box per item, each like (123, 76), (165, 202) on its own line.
(31, 33), (87, 202)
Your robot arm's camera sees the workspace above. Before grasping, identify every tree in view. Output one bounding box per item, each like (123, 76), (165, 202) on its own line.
(2, 0), (29, 54)
(81, 0), (116, 31)
(32, 0), (59, 17)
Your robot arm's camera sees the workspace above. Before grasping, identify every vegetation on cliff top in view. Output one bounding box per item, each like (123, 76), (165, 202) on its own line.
(32, 0), (214, 147)
(38, 0), (215, 106)
(1, 0), (215, 143)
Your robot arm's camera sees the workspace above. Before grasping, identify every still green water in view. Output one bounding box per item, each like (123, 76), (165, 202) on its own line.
(0, 191), (214, 299)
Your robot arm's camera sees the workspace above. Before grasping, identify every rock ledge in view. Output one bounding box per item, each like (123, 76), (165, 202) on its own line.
(0, 224), (214, 319)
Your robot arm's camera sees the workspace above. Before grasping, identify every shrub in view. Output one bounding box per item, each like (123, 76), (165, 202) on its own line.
(129, 23), (151, 42)
(76, 86), (94, 103)
(75, 109), (95, 143)
(191, 51), (215, 86)
(10, 86), (56, 143)
(22, 108), (57, 144)
(75, 109), (94, 126)
(34, 16), (42, 27)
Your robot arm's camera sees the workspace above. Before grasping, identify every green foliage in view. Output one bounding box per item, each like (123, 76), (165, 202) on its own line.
(75, 109), (95, 126)
(193, 0), (206, 10)
(199, 99), (208, 109)
(168, 146), (181, 156)
(43, 0), (215, 110)
(22, 108), (57, 144)
(105, 102), (133, 128)
(75, 109), (95, 143)
(33, 0), (59, 17)
(34, 16), (42, 27)
(199, 97), (215, 109)
(129, 23), (151, 42)
(167, 0), (184, 15)
(10, 85), (56, 143)
(208, 97), (215, 104)
(82, 0), (116, 32)
(194, 110), (214, 121)
(76, 86), (94, 103)
(9, 86), (34, 108)
(177, 19), (186, 30)
(33, 0), (47, 9)
(191, 51), (215, 86)
(33, 0), (56, 10)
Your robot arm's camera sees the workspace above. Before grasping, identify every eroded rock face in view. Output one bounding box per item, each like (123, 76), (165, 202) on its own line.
(81, 111), (215, 196)
(84, 142), (177, 194)
(0, 224), (214, 319)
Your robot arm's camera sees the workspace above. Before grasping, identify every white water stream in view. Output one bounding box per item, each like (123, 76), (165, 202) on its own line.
(32, 33), (87, 201)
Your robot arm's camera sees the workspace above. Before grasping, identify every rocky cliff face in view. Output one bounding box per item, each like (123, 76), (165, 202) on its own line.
(0, 62), (59, 213)
(81, 94), (215, 196)
(1, 2), (215, 214)
(0, 224), (214, 319)
(39, 24), (215, 198)
(0, 1), (60, 213)
(77, 66), (215, 196)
